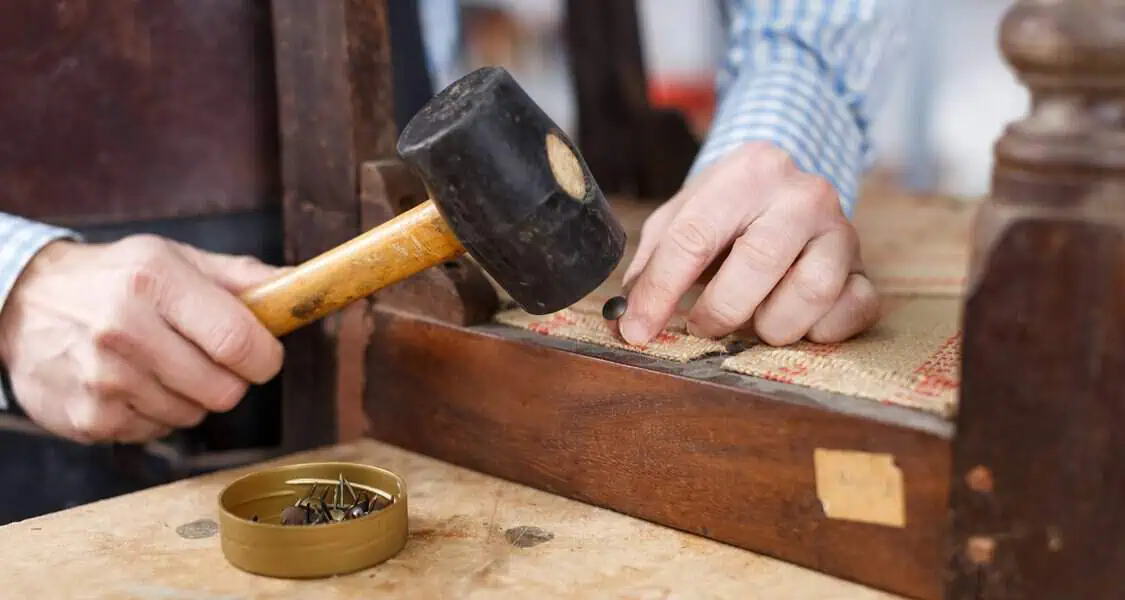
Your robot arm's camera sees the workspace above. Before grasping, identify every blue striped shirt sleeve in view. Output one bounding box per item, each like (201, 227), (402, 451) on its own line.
(0, 213), (82, 409)
(692, 0), (909, 218)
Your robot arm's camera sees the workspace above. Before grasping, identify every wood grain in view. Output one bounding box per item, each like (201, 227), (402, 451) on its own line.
(0, 0), (280, 226)
(362, 307), (952, 600)
(270, 0), (395, 451)
(241, 200), (464, 336)
(0, 439), (904, 599)
(359, 160), (500, 326)
(946, 2), (1125, 598)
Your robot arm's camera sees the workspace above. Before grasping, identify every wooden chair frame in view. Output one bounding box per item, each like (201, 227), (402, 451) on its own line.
(274, 2), (1125, 599)
(2, 0), (1111, 598)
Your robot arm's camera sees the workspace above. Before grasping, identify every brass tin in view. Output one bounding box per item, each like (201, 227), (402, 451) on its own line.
(217, 461), (408, 578)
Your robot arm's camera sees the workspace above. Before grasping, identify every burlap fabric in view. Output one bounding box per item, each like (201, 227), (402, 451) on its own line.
(492, 184), (977, 417)
(852, 185), (974, 297)
(720, 296), (961, 417)
(494, 304), (732, 362)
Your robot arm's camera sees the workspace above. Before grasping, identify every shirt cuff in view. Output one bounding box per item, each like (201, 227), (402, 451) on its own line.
(691, 62), (866, 219)
(0, 214), (82, 410)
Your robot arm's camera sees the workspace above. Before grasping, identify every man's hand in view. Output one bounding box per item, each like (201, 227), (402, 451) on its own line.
(0, 235), (286, 444)
(619, 141), (880, 346)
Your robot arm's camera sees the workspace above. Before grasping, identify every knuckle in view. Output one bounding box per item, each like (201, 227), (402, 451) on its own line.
(797, 176), (840, 214)
(124, 266), (164, 298)
(85, 368), (126, 398)
(791, 263), (841, 307)
(233, 255), (265, 269)
(226, 254), (264, 276)
(92, 323), (137, 355)
(740, 141), (793, 178)
(701, 300), (746, 332)
(666, 217), (718, 261)
(208, 319), (258, 369)
(118, 234), (170, 263)
(806, 174), (837, 198)
(115, 236), (173, 297)
(119, 233), (166, 252)
(732, 232), (786, 273)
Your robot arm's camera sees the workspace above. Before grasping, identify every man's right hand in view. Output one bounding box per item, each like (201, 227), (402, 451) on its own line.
(0, 234), (286, 444)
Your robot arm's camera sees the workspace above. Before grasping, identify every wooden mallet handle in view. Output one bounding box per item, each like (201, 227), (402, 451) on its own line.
(239, 200), (464, 337)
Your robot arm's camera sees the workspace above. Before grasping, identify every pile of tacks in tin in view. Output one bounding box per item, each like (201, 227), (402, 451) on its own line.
(270, 474), (393, 526)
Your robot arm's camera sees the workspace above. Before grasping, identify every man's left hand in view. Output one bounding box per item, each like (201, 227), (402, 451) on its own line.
(618, 141), (880, 347)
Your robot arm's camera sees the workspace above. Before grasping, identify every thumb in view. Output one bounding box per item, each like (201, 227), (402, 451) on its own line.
(173, 243), (290, 294)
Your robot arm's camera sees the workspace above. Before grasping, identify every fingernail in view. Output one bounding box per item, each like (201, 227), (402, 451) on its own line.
(619, 316), (649, 346)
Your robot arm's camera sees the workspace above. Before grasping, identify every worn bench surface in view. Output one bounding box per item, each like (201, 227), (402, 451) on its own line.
(0, 439), (901, 599)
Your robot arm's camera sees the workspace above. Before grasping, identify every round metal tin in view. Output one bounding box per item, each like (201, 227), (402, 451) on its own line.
(217, 461), (408, 578)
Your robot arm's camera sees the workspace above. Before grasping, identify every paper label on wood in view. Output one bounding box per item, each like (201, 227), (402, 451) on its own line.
(813, 448), (906, 528)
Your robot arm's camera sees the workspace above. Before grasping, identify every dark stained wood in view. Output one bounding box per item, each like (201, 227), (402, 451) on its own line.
(384, 0), (434, 131)
(359, 160), (499, 326)
(946, 2), (1125, 599)
(270, 0), (396, 451)
(362, 307), (952, 600)
(0, 0), (280, 226)
(562, 0), (699, 199)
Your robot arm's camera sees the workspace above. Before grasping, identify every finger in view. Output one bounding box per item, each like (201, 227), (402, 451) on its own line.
(114, 406), (174, 444)
(807, 274), (882, 343)
(751, 226), (856, 346)
(156, 266), (284, 384)
(97, 307), (251, 413)
(64, 394), (133, 444)
(619, 215), (738, 345)
(86, 348), (209, 428)
(130, 382), (208, 430)
(620, 156), (746, 290)
(173, 243), (289, 294)
(686, 180), (831, 338)
(619, 191), (769, 346)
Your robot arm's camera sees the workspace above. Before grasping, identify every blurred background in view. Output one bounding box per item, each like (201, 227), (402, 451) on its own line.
(0, 0), (1027, 525)
(425, 0), (1027, 200)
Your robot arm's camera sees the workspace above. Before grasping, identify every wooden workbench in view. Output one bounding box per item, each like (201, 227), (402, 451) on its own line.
(0, 439), (902, 599)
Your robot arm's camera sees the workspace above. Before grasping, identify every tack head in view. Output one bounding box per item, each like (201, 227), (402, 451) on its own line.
(602, 296), (628, 321)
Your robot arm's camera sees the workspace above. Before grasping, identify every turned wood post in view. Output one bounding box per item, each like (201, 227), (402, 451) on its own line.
(947, 1), (1125, 598)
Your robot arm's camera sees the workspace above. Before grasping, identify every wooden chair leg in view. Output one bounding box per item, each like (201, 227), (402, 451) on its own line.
(946, 2), (1125, 598)
(562, 0), (699, 199)
(270, 0), (397, 450)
